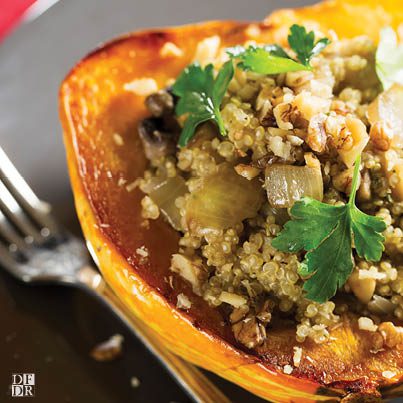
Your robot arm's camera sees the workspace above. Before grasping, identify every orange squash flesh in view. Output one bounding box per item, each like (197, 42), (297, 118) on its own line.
(60, 1), (403, 401)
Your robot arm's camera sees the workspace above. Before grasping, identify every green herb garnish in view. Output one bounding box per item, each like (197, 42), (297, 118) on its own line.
(227, 24), (330, 74)
(376, 27), (403, 90)
(272, 155), (386, 303)
(228, 45), (309, 75)
(288, 24), (330, 67)
(172, 61), (234, 147)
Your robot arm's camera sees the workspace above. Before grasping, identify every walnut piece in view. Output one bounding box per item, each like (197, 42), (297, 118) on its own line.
(230, 300), (274, 349)
(90, 334), (124, 362)
(170, 254), (208, 295)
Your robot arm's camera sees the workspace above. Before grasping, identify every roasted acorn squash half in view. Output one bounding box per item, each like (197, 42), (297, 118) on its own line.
(60, 0), (403, 401)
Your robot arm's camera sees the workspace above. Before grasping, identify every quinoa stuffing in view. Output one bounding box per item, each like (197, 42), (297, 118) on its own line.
(138, 25), (403, 350)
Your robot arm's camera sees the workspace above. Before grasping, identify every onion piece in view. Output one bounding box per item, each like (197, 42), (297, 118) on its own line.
(185, 164), (263, 235)
(265, 164), (323, 208)
(149, 176), (187, 230)
(368, 83), (403, 149)
(368, 84), (403, 201)
(368, 295), (396, 315)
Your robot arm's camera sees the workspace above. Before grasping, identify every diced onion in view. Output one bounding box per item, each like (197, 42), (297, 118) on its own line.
(149, 176), (187, 230)
(368, 84), (403, 201)
(367, 295), (396, 315)
(185, 164), (263, 235)
(368, 83), (403, 148)
(265, 164), (323, 208)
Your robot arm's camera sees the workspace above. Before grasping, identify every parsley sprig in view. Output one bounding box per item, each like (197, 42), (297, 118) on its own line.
(172, 61), (234, 147)
(227, 24), (330, 74)
(227, 45), (309, 75)
(376, 27), (403, 90)
(272, 155), (387, 303)
(288, 24), (330, 67)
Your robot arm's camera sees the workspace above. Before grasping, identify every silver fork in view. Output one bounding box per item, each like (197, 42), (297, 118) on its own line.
(0, 146), (230, 403)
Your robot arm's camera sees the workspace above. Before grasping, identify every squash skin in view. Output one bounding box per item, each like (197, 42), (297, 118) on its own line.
(60, 1), (403, 401)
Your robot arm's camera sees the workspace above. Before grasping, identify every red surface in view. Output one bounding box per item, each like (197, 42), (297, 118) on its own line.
(0, 0), (36, 41)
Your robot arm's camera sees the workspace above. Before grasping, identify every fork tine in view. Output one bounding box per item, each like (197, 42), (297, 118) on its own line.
(0, 209), (27, 251)
(0, 241), (21, 278)
(0, 181), (43, 243)
(0, 146), (58, 235)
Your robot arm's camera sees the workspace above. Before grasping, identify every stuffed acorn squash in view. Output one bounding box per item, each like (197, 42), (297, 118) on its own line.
(60, 0), (403, 401)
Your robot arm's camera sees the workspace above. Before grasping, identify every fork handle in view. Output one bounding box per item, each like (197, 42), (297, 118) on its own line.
(76, 266), (230, 403)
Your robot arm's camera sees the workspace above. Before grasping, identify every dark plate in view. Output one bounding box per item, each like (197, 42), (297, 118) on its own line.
(0, 1), (317, 402)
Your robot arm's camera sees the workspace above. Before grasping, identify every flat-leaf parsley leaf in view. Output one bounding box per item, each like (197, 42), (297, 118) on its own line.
(227, 24), (330, 75)
(288, 24), (330, 67)
(172, 60), (234, 147)
(272, 155), (387, 303)
(229, 46), (309, 75)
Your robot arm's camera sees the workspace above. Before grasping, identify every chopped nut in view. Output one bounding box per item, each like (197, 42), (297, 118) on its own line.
(136, 245), (149, 258)
(176, 293), (192, 310)
(256, 300), (275, 324)
(283, 364), (294, 374)
(124, 78), (158, 96)
(90, 334), (124, 362)
(331, 99), (350, 115)
(256, 87), (275, 126)
(307, 113), (327, 153)
(287, 134), (304, 146)
(358, 317), (378, 332)
(273, 102), (294, 130)
(304, 152), (321, 170)
(378, 322), (403, 348)
(370, 121), (393, 151)
(160, 42), (183, 58)
(234, 164), (261, 180)
(230, 305), (250, 324)
(382, 370), (396, 379)
(232, 315), (266, 349)
(371, 331), (385, 352)
(170, 254), (208, 295)
(136, 245), (149, 264)
(336, 117), (369, 167)
(358, 267), (386, 280)
(285, 70), (314, 92)
(219, 291), (247, 308)
(269, 86), (286, 107)
(293, 346), (303, 367)
(293, 91), (331, 122)
(230, 302), (273, 349)
(268, 136), (292, 160)
(194, 36), (221, 64)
